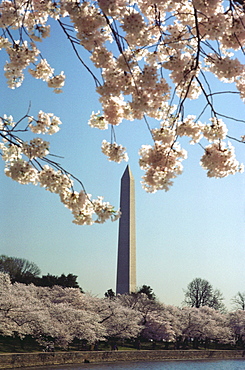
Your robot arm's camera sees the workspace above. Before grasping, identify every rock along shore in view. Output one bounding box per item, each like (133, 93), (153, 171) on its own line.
(0, 350), (245, 369)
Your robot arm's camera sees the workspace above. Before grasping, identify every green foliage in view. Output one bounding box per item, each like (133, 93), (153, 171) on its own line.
(0, 336), (238, 353)
(34, 273), (82, 289)
(0, 335), (42, 353)
(0, 255), (83, 290)
(104, 288), (116, 299)
(136, 285), (156, 301)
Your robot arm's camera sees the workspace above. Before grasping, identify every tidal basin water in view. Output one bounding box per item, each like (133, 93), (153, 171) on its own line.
(25, 359), (245, 370)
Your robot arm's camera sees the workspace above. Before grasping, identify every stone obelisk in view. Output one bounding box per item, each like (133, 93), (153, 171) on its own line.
(116, 165), (136, 295)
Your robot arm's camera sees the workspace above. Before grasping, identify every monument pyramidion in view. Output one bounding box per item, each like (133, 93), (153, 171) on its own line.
(116, 165), (136, 295)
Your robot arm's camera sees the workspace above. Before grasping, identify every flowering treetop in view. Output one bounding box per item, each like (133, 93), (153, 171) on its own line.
(1, 272), (245, 348)
(0, 0), (245, 224)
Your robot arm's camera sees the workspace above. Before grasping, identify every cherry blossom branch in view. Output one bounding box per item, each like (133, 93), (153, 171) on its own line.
(57, 19), (101, 87)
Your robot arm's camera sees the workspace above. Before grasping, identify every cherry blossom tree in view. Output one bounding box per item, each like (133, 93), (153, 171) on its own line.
(43, 302), (106, 348)
(1, 273), (245, 349)
(0, 274), (106, 348)
(117, 292), (160, 320)
(228, 309), (245, 347)
(1, 0), (245, 225)
(34, 286), (108, 347)
(0, 273), (50, 340)
(139, 304), (176, 343)
(180, 306), (232, 348)
(116, 292), (173, 344)
(99, 299), (143, 341)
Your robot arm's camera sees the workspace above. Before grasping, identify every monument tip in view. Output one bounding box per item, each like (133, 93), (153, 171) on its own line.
(122, 165), (134, 180)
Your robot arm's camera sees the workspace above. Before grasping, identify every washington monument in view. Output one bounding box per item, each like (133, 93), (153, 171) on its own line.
(116, 165), (136, 295)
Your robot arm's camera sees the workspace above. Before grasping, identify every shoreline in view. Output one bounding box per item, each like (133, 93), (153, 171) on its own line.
(0, 350), (245, 369)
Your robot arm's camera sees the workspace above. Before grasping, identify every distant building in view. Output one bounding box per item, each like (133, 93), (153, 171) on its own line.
(116, 165), (136, 295)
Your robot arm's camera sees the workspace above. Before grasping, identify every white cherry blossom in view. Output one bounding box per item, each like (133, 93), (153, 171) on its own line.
(22, 138), (50, 159)
(200, 141), (244, 178)
(88, 111), (108, 130)
(4, 159), (38, 184)
(139, 142), (187, 192)
(101, 140), (128, 163)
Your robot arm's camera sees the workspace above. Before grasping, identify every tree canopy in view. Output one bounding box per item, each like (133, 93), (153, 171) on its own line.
(232, 291), (245, 310)
(0, 255), (41, 283)
(136, 285), (156, 301)
(35, 273), (81, 289)
(0, 255), (82, 289)
(183, 277), (225, 311)
(2, 272), (245, 350)
(1, 0), (245, 225)
(104, 288), (116, 299)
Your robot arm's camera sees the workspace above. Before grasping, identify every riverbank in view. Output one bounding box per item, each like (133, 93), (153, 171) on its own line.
(0, 350), (245, 369)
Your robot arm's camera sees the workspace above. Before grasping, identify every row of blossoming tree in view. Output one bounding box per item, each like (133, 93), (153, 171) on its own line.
(1, 0), (245, 225)
(1, 272), (245, 350)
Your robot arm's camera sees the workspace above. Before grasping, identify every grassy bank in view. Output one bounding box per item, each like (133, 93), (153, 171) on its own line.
(1, 335), (244, 354)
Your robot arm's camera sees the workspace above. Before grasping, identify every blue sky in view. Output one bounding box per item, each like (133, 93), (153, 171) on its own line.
(1, 18), (245, 310)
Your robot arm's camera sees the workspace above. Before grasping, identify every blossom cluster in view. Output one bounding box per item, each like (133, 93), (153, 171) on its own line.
(0, 113), (120, 225)
(4, 41), (40, 89)
(139, 142), (187, 193)
(200, 141), (244, 178)
(4, 159), (39, 185)
(139, 114), (243, 192)
(60, 190), (121, 225)
(29, 111), (62, 135)
(101, 140), (129, 163)
(88, 111), (108, 130)
(177, 116), (204, 144)
(0, 35), (65, 92)
(22, 138), (50, 159)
